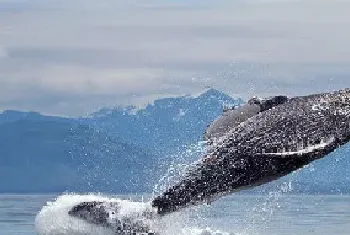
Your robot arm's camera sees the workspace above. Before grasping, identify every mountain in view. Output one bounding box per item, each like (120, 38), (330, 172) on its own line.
(0, 88), (238, 193)
(0, 88), (349, 194)
(0, 117), (157, 193)
(86, 88), (240, 152)
(0, 110), (69, 124)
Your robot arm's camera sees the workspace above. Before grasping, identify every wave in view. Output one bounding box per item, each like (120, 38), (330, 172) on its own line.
(35, 194), (242, 235)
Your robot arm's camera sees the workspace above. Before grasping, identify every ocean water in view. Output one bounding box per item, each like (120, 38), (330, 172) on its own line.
(1, 194), (350, 235)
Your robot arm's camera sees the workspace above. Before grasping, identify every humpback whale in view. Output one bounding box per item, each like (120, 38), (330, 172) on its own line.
(67, 88), (350, 233)
(204, 95), (288, 141)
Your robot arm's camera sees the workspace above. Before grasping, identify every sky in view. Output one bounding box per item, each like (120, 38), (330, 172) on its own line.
(1, 0), (350, 116)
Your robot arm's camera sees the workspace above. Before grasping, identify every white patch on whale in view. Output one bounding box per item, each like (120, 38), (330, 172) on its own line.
(264, 137), (335, 156)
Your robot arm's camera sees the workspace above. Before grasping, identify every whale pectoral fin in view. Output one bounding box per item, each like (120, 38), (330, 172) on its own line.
(68, 201), (112, 226)
(68, 201), (155, 234)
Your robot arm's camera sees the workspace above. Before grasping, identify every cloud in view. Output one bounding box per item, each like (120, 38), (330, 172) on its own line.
(0, 46), (7, 58)
(1, 0), (350, 116)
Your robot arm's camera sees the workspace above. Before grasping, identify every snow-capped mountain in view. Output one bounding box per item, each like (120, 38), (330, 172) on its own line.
(0, 88), (349, 194)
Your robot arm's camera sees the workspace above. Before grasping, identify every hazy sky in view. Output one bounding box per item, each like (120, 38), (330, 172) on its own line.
(1, 0), (350, 116)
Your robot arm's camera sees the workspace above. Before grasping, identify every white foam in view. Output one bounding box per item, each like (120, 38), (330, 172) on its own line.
(35, 194), (152, 235)
(35, 194), (239, 235)
(35, 194), (111, 235)
(180, 227), (235, 235)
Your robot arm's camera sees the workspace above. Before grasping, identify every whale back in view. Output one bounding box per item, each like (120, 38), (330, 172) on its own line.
(204, 95), (288, 141)
(221, 89), (350, 158)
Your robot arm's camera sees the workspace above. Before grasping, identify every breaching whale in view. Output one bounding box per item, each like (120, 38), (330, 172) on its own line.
(66, 88), (350, 233)
(152, 88), (350, 214)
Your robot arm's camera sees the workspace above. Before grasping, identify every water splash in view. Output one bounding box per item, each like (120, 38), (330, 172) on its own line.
(35, 194), (242, 235)
(153, 140), (207, 196)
